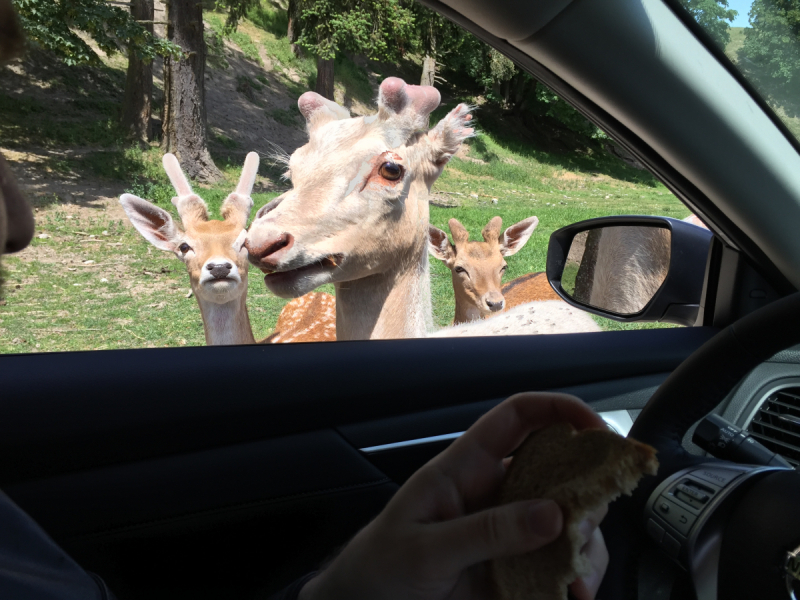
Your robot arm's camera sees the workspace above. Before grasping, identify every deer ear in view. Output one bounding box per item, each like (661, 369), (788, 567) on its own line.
(298, 92), (350, 131)
(120, 194), (181, 253)
(428, 225), (455, 263)
(500, 216), (539, 257)
(427, 103), (475, 167)
(448, 218), (470, 246)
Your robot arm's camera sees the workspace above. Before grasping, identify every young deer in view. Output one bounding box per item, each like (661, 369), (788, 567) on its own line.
(245, 77), (599, 339)
(428, 216), (561, 324)
(120, 153), (335, 345)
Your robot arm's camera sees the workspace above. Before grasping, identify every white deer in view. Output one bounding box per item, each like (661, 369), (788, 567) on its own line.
(245, 78), (599, 339)
(120, 153), (336, 345)
(428, 216), (566, 324)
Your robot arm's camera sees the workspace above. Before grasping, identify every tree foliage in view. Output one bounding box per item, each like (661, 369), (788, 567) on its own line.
(11, 0), (178, 66)
(739, 0), (800, 115)
(676, 0), (737, 47)
(294, 0), (415, 61)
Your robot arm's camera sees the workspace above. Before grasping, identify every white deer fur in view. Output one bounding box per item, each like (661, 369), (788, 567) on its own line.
(246, 78), (468, 340)
(246, 78), (600, 339)
(587, 226), (671, 315)
(430, 301), (600, 337)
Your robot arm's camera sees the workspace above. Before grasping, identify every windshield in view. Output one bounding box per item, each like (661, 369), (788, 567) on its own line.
(677, 0), (800, 141)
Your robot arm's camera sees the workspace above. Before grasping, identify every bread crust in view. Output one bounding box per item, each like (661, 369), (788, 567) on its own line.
(491, 422), (658, 600)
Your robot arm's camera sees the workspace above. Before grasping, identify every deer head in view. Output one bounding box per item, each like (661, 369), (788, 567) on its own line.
(428, 215), (539, 322)
(245, 77), (474, 301)
(120, 153), (257, 306)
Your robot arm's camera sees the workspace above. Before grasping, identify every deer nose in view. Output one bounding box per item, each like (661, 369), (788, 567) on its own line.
(485, 292), (505, 312)
(245, 232), (294, 270)
(207, 261), (232, 279)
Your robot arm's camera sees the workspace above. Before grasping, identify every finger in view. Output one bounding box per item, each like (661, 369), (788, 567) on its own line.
(578, 504), (609, 549)
(568, 528), (609, 600)
(436, 393), (605, 488)
(431, 499), (563, 572)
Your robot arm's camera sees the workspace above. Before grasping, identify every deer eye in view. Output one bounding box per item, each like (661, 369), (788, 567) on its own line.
(454, 266), (467, 275)
(500, 265), (508, 273)
(179, 242), (192, 254)
(378, 162), (403, 181)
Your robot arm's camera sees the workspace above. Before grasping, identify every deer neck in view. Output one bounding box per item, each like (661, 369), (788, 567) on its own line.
(335, 244), (431, 340)
(452, 281), (484, 325)
(195, 292), (256, 346)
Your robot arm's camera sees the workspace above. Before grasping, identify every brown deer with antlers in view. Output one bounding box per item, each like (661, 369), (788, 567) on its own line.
(120, 153), (335, 345)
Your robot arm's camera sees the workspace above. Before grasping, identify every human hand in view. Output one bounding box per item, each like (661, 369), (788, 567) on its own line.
(299, 392), (610, 600)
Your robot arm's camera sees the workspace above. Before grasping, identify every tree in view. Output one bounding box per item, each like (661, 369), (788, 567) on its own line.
(161, 0), (222, 182)
(739, 0), (800, 116)
(120, 0), (154, 145)
(13, 0), (177, 146)
(409, 3), (464, 87)
(160, 0), (256, 182)
(293, 0), (415, 99)
(11, 0), (174, 66)
(676, 0), (737, 47)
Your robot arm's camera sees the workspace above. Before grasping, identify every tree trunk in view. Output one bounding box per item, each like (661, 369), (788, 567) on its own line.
(287, 0), (302, 58)
(120, 0), (154, 145)
(420, 55), (436, 87)
(315, 56), (334, 100)
(161, 0), (221, 182)
(512, 74), (528, 115)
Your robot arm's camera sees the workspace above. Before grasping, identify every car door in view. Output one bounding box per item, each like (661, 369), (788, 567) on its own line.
(0, 329), (717, 599)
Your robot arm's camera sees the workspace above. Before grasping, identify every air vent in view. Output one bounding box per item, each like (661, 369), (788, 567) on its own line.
(747, 388), (800, 468)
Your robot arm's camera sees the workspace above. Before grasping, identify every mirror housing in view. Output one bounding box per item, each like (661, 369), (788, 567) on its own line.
(546, 216), (713, 326)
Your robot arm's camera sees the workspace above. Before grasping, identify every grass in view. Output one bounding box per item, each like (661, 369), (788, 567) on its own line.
(269, 106), (300, 126)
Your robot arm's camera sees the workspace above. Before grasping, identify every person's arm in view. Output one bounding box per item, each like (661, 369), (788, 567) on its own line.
(298, 392), (610, 600)
(0, 490), (116, 599)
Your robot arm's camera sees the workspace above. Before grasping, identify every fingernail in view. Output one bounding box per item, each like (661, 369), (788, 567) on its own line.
(527, 499), (562, 539)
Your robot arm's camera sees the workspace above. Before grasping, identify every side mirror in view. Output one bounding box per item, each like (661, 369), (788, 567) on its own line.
(546, 216), (713, 326)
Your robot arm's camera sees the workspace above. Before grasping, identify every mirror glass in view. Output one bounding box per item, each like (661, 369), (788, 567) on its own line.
(560, 226), (671, 315)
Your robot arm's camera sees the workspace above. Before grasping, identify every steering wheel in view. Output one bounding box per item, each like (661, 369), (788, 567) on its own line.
(598, 291), (800, 600)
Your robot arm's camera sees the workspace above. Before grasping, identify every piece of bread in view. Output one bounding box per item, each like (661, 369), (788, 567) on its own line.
(491, 422), (658, 600)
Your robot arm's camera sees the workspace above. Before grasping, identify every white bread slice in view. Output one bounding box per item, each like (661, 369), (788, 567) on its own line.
(491, 422), (658, 600)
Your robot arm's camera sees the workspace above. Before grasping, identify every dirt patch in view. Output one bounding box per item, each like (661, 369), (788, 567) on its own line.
(554, 171), (585, 181)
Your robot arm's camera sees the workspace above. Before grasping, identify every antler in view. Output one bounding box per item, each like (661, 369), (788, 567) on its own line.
(162, 153), (209, 226)
(377, 77), (441, 147)
(221, 152), (258, 227)
(448, 218), (470, 247)
(297, 92), (351, 132)
(481, 216), (503, 244)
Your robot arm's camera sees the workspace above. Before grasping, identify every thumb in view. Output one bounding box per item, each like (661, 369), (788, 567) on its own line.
(433, 499), (563, 572)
